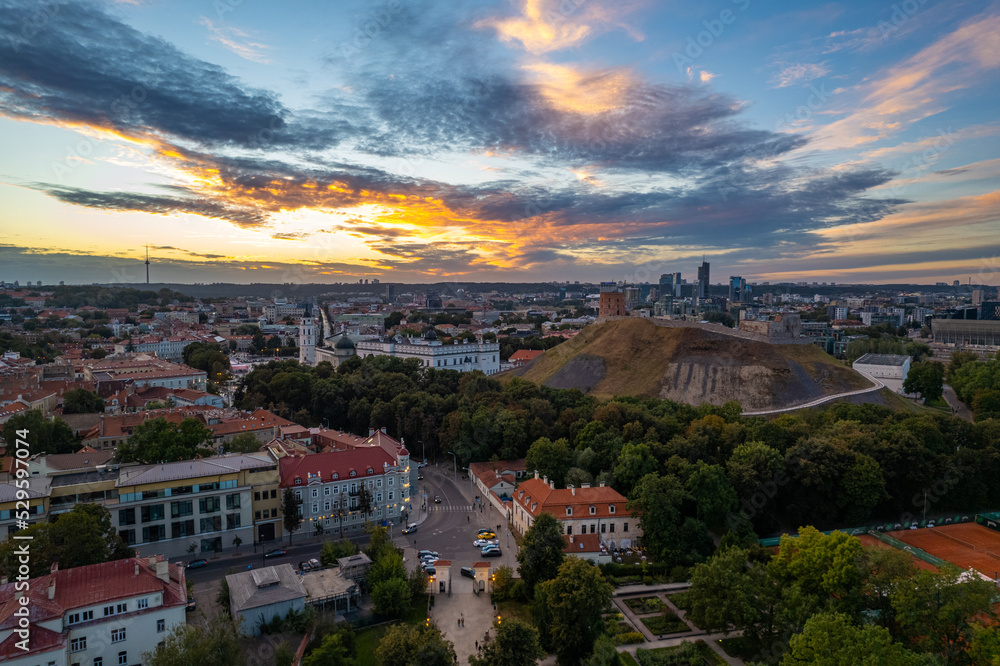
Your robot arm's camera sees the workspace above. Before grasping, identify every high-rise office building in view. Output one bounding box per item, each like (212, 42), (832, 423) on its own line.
(729, 276), (751, 303)
(697, 261), (710, 299)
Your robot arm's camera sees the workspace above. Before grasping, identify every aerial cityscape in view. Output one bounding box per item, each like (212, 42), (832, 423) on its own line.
(1, 0), (1000, 664)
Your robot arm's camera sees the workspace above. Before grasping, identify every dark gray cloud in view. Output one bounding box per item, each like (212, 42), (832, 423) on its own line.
(0, 0), (347, 149)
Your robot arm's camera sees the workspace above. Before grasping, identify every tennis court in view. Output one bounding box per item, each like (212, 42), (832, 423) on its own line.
(888, 523), (1000, 578)
(856, 534), (937, 571)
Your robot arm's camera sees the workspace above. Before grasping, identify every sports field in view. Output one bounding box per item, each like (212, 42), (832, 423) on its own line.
(888, 523), (1000, 578)
(856, 534), (937, 571)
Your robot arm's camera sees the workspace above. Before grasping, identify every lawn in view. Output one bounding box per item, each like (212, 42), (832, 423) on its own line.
(624, 596), (668, 614)
(637, 640), (725, 665)
(497, 599), (533, 626)
(639, 610), (689, 635)
(355, 596), (430, 666)
(618, 652), (640, 666)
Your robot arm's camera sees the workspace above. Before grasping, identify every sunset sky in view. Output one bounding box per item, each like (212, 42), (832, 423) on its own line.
(1, 0), (998, 286)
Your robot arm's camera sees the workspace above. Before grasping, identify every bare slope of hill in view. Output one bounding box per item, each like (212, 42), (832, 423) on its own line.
(510, 318), (873, 411)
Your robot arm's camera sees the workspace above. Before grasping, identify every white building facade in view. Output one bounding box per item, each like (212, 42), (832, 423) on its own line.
(355, 334), (500, 375)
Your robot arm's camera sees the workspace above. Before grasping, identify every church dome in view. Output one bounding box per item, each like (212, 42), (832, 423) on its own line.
(335, 336), (355, 350)
(424, 328), (437, 341)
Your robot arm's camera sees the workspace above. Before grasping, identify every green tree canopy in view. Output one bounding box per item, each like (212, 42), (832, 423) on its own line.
(2, 409), (76, 454)
(534, 558), (614, 666)
(116, 417), (214, 464)
(525, 437), (572, 487)
(470, 618), (544, 666)
(224, 432), (263, 454)
(903, 361), (945, 403)
(283, 488), (302, 543)
(516, 512), (566, 595)
(371, 576), (412, 619)
(375, 624), (457, 666)
(143, 614), (246, 666)
(781, 612), (923, 666)
(62, 388), (105, 414)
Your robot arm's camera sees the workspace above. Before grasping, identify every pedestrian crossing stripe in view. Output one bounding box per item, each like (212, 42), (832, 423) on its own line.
(428, 505), (474, 511)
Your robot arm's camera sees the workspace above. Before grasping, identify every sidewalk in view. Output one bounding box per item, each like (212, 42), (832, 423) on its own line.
(432, 581), (499, 665)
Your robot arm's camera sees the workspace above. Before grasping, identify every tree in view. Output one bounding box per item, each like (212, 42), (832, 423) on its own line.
(686, 547), (758, 635)
(781, 612), (922, 666)
(62, 388), (105, 414)
(375, 624), (457, 666)
(612, 442), (658, 496)
(116, 417), (214, 464)
(365, 524), (396, 563)
(469, 618), (544, 666)
(534, 558), (613, 666)
(283, 488), (302, 544)
(372, 577), (412, 618)
(0, 504), (133, 579)
(143, 613), (245, 666)
(2, 409), (76, 455)
(275, 642), (295, 666)
(491, 564), (515, 601)
(321, 539), (359, 566)
(225, 432), (262, 454)
(516, 512), (566, 595)
(357, 485), (375, 519)
(626, 472), (691, 566)
(368, 551), (407, 587)
(183, 342), (231, 381)
(525, 437), (572, 487)
(302, 631), (353, 666)
(972, 389), (1000, 421)
(684, 461), (737, 525)
(903, 361), (944, 403)
(583, 634), (618, 666)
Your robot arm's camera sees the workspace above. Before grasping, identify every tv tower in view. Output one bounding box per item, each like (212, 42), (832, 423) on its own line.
(145, 244), (150, 285)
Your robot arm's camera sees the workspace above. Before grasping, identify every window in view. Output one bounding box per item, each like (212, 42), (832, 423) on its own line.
(601, 523), (606, 533)
(142, 525), (165, 542)
(171, 520), (195, 539)
(68, 610), (94, 624)
(111, 628), (126, 643)
(566, 525), (573, 535)
(295, 490), (302, 501)
(624, 522), (629, 532)
(137, 598), (148, 609)
(388, 491), (394, 501)
(324, 501), (331, 512)
(565, 507), (573, 516)
(226, 494), (240, 510)
(226, 514), (241, 530)
(255, 511), (262, 520)
(95, 658), (103, 666)
(157, 619), (165, 633)
(141, 504), (165, 523)
(311, 488), (318, 498)
(170, 501), (193, 518)
(199, 497), (220, 514)
(609, 505), (616, 514)
(312, 503), (318, 514)
(118, 652), (128, 666)
(119, 529), (135, 545)
(377, 479), (382, 488)
(270, 489), (277, 499)
(590, 524), (595, 534)
(324, 486), (331, 496)
(388, 477), (394, 486)
(118, 508), (135, 525)
(589, 505), (596, 515)
(254, 491), (260, 501)
(377, 493), (382, 503)
(200, 516), (222, 532)
(71, 637), (87, 652)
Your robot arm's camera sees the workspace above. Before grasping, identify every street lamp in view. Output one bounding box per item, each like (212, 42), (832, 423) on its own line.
(446, 451), (457, 481)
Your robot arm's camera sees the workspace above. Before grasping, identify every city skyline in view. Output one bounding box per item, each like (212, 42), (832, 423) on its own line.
(1, 0), (998, 286)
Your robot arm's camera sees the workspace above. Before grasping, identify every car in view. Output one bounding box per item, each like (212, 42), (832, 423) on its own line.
(186, 595), (196, 611)
(418, 550), (439, 559)
(187, 558), (208, 569)
(402, 523), (418, 534)
(477, 528), (493, 535)
(264, 548), (287, 559)
(460, 566), (476, 579)
(473, 539), (498, 547)
(421, 557), (439, 566)
(481, 547), (502, 557)
(434, 495), (441, 503)
(423, 566), (436, 575)
(418, 461), (428, 468)
(477, 531), (497, 540)
(299, 561), (312, 572)
(481, 543), (500, 551)
(417, 474), (424, 480)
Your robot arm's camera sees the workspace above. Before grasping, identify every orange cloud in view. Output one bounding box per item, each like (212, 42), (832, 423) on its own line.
(524, 62), (636, 114)
(476, 0), (643, 54)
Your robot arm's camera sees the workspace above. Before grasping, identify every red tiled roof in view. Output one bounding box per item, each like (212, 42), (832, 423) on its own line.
(0, 624), (64, 659)
(563, 533), (602, 553)
(472, 561), (491, 569)
(513, 478), (626, 519)
(279, 447), (397, 487)
(509, 349), (544, 363)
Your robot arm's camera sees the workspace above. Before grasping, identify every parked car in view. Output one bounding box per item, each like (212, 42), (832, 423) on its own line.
(481, 547), (502, 557)
(460, 567), (476, 579)
(418, 550), (439, 559)
(477, 528), (494, 535)
(402, 523), (418, 534)
(421, 557), (439, 566)
(299, 561), (312, 572)
(477, 531), (497, 540)
(418, 461), (428, 468)
(423, 566), (436, 575)
(473, 539), (498, 547)
(186, 595), (196, 611)
(187, 559), (208, 569)
(264, 549), (287, 559)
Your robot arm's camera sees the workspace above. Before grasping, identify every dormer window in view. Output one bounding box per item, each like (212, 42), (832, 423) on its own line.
(332, 472), (339, 480)
(589, 505), (596, 515)
(566, 507), (573, 516)
(295, 478), (301, 484)
(609, 505), (616, 514)
(367, 467), (374, 475)
(350, 470), (356, 477)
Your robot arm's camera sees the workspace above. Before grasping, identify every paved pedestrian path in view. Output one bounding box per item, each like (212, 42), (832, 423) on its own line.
(743, 369), (884, 416)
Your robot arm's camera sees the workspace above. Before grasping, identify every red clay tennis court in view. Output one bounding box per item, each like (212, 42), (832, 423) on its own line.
(888, 523), (1000, 578)
(856, 534), (937, 571)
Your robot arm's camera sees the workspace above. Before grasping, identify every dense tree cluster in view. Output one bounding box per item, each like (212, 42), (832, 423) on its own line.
(44, 285), (192, 309)
(949, 351), (1000, 421)
(182, 341), (231, 382)
(2, 408), (76, 453)
(116, 417), (214, 464)
(687, 527), (999, 664)
(62, 388), (105, 414)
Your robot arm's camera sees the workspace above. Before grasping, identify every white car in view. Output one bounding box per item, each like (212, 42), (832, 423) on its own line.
(473, 539), (498, 547)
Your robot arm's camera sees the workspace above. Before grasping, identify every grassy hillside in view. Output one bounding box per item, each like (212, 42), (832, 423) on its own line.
(509, 318), (873, 411)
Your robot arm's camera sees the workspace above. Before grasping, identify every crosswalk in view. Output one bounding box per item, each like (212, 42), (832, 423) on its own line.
(427, 504), (475, 512)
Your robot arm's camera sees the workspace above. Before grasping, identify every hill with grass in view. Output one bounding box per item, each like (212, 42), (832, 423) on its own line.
(508, 318), (873, 411)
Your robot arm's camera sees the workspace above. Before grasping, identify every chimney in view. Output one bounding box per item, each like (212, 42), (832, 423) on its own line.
(380, 426), (387, 434)
(569, 485), (575, 496)
(50, 562), (58, 574)
(542, 475), (548, 486)
(599, 481), (605, 488)
(155, 560), (170, 582)
(569, 535), (574, 543)
(534, 470), (539, 479)
(550, 480), (555, 490)
(135, 562), (140, 577)
(581, 482), (591, 489)
(47, 578), (55, 600)
(148, 556), (157, 569)
(368, 428), (375, 437)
